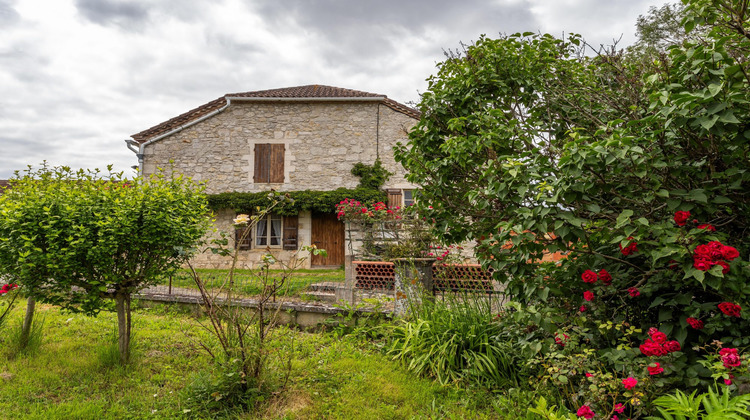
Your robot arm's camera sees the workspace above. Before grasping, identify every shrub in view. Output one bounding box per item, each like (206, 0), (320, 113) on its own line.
(387, 294), (526, 388)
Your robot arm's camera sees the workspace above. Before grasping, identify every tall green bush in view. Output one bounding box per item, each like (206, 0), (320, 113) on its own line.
(0, 165), (211, 362)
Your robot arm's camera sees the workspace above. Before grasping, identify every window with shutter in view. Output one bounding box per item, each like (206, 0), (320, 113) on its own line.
(254, 143), (285, 183)
(235, 226), (252, 250)
(282, 215), (298, 250)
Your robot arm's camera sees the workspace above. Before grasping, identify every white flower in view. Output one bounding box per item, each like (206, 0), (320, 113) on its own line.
(233, 214), (250, 226)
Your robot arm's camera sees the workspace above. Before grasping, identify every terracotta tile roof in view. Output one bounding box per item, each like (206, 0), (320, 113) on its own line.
(131, 84), (420, 143)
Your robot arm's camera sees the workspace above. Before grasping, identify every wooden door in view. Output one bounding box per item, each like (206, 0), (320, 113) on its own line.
(311, 212), (345, 266)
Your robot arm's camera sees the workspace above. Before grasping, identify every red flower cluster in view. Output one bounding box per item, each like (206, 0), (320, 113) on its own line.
(719, 348), (742, 369)
(622, 376), (638, 389)
(576, 405), (595, 419)
(619, 237), (638, 256)
(718, 302), (742, 318)
(583, 290), (594, 302)
(647, 362), (664, 375)
(673, 211), (691, 226)
(0, 283), (18, 295)
(686, 317), (704, 329)
(697, 223), (716, 231)
(581, 269), (613, 285)
(639, 328), (681, 356)
(693, 241), (739, 273)
(628, 287), (640, 297)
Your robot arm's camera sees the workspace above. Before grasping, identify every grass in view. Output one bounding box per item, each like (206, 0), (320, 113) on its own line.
(157, 268), (345, 298)
(0, 299), (508, 419)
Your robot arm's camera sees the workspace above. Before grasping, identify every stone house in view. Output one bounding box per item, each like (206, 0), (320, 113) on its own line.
(126, 85), (420, 269)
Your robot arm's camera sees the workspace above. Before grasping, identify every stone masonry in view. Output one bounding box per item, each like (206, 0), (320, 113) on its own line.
(139, 98), (419, 269)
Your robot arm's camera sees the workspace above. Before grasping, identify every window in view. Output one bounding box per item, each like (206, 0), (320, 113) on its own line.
(235, 213), (298, 250)
(254, 143), (285, 183)
(403, 189), (415, 206)
(256, 214), (282, 246)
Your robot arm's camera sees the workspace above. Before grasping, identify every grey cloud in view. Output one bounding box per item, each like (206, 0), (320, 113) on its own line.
(75, 0), (150, 30)
(0, 0), (19, 27)
(253, 1), (536, 60)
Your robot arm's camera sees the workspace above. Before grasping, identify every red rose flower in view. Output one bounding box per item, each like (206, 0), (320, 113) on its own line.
(697, 224), (716, 231)
(640, 339), (665, 356)
(614, 403), (625, 413)
(719, 348), (742, 369)
(622, 377), (638, 389)
(650, 331), (667, 345)
(721, 246), (740, 261)
(585, 372), (594, 377)
(686, 317), (704, 329)
(716, 260), (730, 274)
(619, 237), (638, 256)
(718, 302), (742, 317)
(576, 405), (595, 419)
(664, 340), (681, 353)
(648, 362), (664, 375)
(674, 211), (691, 226)
(693, 259), (713, 271)
(583, 290), (594, 301)
(581, 270), (598, 284)
(579, 305), (587, 312)
(598, 269), (612, 285)
(628, 287), (640, 297)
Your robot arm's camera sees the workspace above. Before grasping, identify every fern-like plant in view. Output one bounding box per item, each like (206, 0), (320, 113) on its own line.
(648, 385), (750, 420)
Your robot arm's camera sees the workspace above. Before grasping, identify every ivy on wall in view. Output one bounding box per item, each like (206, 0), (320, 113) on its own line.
(207, 161), (392, 215)
(207, 187), (387, 215)
(351, 159), (392, 190)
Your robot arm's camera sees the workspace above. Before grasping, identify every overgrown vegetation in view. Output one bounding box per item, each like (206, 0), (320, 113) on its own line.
(393, 0), (750, 415)
(207, 187), (386, 215)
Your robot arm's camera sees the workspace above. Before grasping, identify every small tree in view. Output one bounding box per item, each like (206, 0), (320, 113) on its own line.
(0, 165), (211, 362)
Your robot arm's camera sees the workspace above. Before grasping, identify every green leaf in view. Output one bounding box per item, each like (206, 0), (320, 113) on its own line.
(687, 189), (708, 203)
(615, 209), (634, 228)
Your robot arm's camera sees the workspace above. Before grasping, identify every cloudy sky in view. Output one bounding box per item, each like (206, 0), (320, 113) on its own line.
(0, 0), (666, 179)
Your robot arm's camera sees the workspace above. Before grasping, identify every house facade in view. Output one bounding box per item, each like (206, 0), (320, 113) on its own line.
(127, 85), (420, 269)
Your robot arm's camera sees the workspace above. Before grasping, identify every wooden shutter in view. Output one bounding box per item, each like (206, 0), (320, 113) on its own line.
(235, 226), (252, 250)
(270, 144), (285, 183)
(254, 144), (270, 183)
(282, 215), (298, 250)
(387, 189), (402, 208)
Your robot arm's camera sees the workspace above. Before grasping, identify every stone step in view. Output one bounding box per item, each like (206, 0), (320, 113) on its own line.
(307, 282), (343, 293)
(301, 290), (338, 303)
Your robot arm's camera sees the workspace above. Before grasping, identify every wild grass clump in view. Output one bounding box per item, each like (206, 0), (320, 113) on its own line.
(4, 314), (45, 358)
(387, 293), (527, 388)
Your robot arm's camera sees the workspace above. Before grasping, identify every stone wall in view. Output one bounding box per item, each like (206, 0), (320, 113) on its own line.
(142, 101), (418, 194)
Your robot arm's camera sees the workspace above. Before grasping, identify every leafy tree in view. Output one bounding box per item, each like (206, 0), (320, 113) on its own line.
(0, 165), (211, 362)
(395, 0), (750, 373)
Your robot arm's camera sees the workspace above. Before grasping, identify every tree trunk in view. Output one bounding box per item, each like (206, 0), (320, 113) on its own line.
(20, 296), (36, 348)
(115, 293), (131, 364)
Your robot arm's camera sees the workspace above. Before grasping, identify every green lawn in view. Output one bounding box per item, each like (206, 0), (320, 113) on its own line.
(157, 268), (345, 298)
(0, 300), (505, 419)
